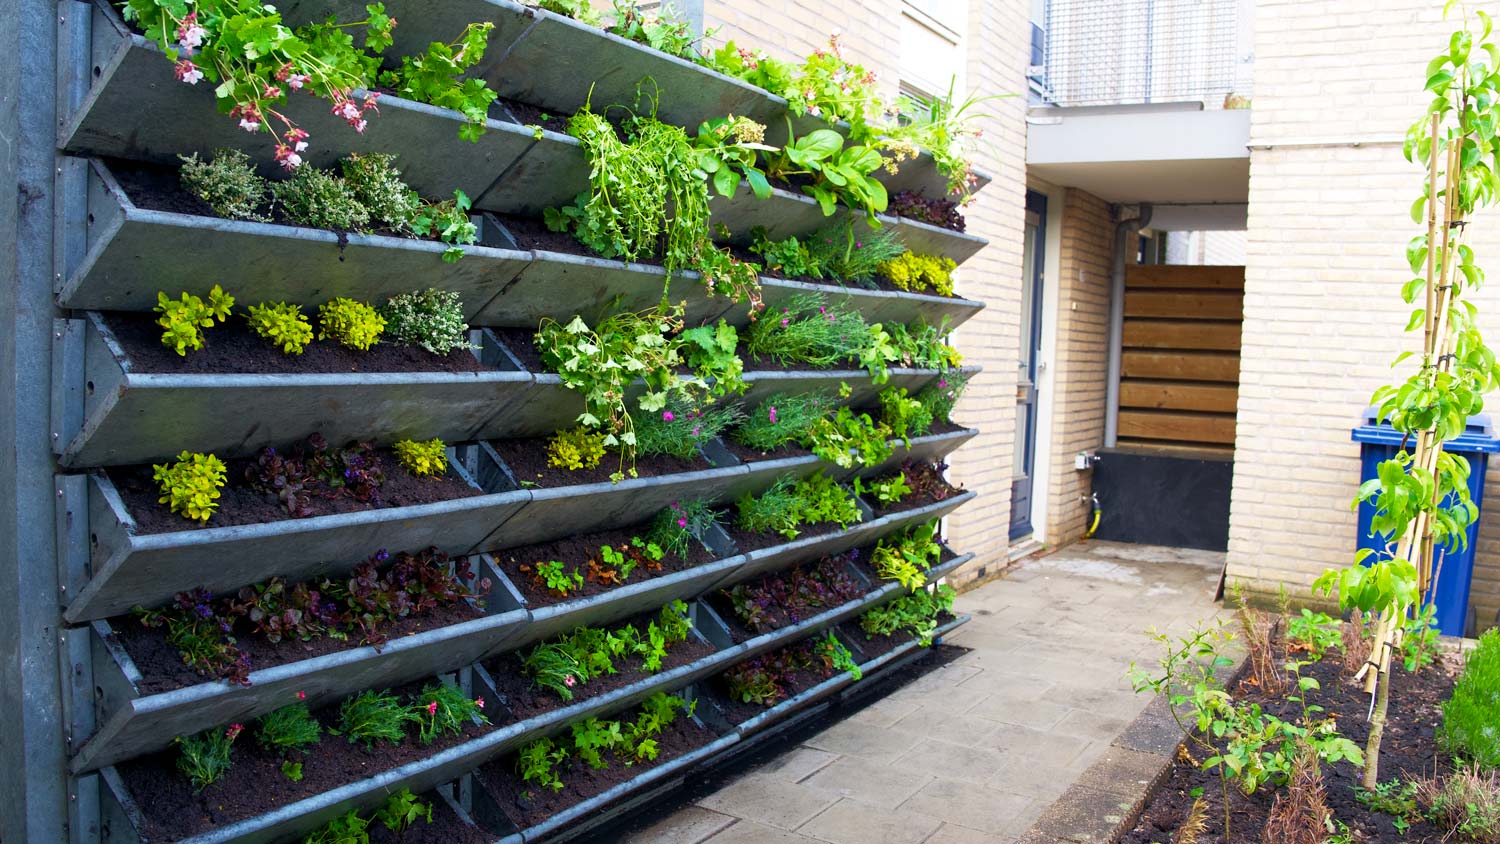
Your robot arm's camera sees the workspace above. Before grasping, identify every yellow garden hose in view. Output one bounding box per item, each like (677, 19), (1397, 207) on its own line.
(1084, 493), (1101, 538)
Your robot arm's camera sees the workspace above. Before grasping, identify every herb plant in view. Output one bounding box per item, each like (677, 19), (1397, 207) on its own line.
(735, 472), (861, 539)
(378, 289), (472, 354)
(175, 723), (240, 792)
(246, 301), (313, 355)
(179, 149), (267, 220)
(647, 499), (720, 560)
(255, 702), (321, 753)
(879, 386), (934, 444)
(803, 406), (894, 469)
(860, 584), (956, 645)
(317, 298), (386, 350)
(680, 319), (748, 397)
(410, 190), (478, 262)
(155, 285), (234, 355)
(853, 472), (911, 506)
(547, 425), (610, 471)
(303, 809), (371, 844)
(1441, 628), (1500, 770)
(746, 293), (870, 369)
(153, 450), (228, 522)
(411, 683), (488, 744)
(815, 631), (863, 680)
(341, 152), (421, 232)
(879, 251), (958, 296)
(804, 219), (905, 285)
(916, 373), (967, 424)
(870, 520), (944, 591)
(379, 24), (497, 141)
(244, 434), (387, 516)
(273, 165), (371, 232)
(763, 123), (888, 222)
(723, 640), (817, 706)
(517, 736), (566, 792)
(392, 438), (447, 477)
(373, 789), (433, 834)
(336, 689), (410, 748)
(732, 392), (834, 452)
(633, 404), (742, 459)
(525, 560), (584, 597)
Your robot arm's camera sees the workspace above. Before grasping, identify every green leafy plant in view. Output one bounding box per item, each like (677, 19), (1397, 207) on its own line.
(528, 559), (584, 597)
(815, 630), (862, 680)
(705, 40), (796, 98)
(860, 584), (955, 646)
(680, 319), (748, 397)
(340, 152), (420, 232)
(571, 716), (624, 769)
(335, 689), (411, 748)
(879, 386), (935, 445)
(175, 723), (241, 792)
(547, 425), (610, 471)
(378, 24), (497, 141)
(750, 228), (823, 279)
(1284, 608), (1344, 661)
(303, 809), (371, 844)
(318, 298), (386, 350)
(735, 472), (861, 539)
(372, 789), (433, 834)
(647, 499), (720, 560)
(410, 190), (478, 262)
(609, 0), (708, 60)
(854, 472), (912, 506)
(179, 149), (267, 220)
(892, 79), (1002, 200)
(732, 392), (835, 452)
(280, 760), (303, 781)
(804, 406), (894, 469)
(1398, 604), (1443, 672)
(1441, 627), (1500, 770)
(153, 450), (228, 522)
(917, 373), (967, 424)
(888, 318), (962, 371)
(392, 438), (447, 478)
(634, 404), (743, 459)
(530, 0), (603, 26)
(379, 289), (473, 354)
(879, 251), (958, 296)
(517, 736), (567, 792)
(1355, 778), (1421, 826)
(256, 702), (321, 753)
(411, 683), (488, 744)
(155, 284), (235, 356)
(763, 121), (888, 222)
(273, 165), (371, 232)
(246, 301), (313, 355)
(747, 293), (869, 369)
(1417, 764), (1500, 844)
(804, 219), (905, 286)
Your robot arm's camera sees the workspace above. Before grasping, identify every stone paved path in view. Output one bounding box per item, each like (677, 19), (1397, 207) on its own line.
(626, 540), (1226, 844)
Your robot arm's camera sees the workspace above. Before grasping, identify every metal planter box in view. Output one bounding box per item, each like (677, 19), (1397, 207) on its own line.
(825, 426), (980, 483)
(56, 312), (533, 468)
(72, 558), (528, 775)
(757, 277), (985, 333)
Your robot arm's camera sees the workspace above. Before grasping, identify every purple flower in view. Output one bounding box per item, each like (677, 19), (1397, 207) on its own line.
(768, 406), (778, 424)
(781, 318), (790, 327)
(938, 379), (948, 388)
(663, 411), (675, 422)
(677, 517), (688, 528)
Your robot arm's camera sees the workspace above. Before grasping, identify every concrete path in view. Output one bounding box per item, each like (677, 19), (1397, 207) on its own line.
(627, 541), (1226, 844)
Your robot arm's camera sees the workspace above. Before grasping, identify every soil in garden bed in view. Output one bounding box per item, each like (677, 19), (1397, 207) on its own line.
(1119, 641), (1460, 844)
(474, 710), (721, 831)
(369, 793), (491, 844)
(482, 610), (716, 722)
(488, 436), (714, 488)
(723, 519), (845, 555)
(493, 523), (717, 608)
(492, 214), (668, 269)
(103, 312), (486, 375)
(708, 553), (868, 642)
(707, 656), (841, 728)
(110, 598), (486, 695)
(117, 678), (504, 839)
(865, 460), (965, 518)
(112, 446), (482, 534)
(721, 438), (815, 464)
(497, 97), (571, 135)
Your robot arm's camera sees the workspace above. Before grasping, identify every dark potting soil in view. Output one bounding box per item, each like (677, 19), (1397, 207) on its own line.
(721, 438), (814, 464)
(489, 436), (713, 488)
(112, 448), (482, 535)
(866, 461), (964, 519)
(723, 520), (845, 555)
(111, 599), (485, 695)
(368, 794), (491, 844)
(1119, 640), (1460, 844)
(474, 711), (719, 831)
(493, 523), (717, 608)
(491, 213), (668, 269)
(118, 679), (503, 839)
(708, 556), (867, 643)
(483, 617), (715, 722)
(497, 98), (571, 135)
(104, 311), (486, 375)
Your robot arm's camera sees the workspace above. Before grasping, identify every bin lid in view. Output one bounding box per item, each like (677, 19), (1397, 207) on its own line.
(1351, 407), (1500, 453)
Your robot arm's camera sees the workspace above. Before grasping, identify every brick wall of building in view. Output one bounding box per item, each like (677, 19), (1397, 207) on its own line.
(1231, 0), (1500, 632)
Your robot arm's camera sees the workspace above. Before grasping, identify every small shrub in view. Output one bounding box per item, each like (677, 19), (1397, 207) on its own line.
(336, 689), (410, 748)
(179, 149), (268, 221)
(392, 438), (447, 477)
(340, 152), (420, 232)
(273, 166), (371, 231)
(155, 285), (235, 356)
(246, 301), (313, 355)
(373, 789), (432, 834)
(175, 723), (240, 792)
(647, 499), (721, 560)
(634, 404), (743, 459)
(1417, 764), (1500, 844)
(878, 251), (958, 296)
(317, 298), (386, 350)
(153, 450), (228, 522)
(378, 288), (473, 354)
(1441, 628), (1500, 769)
(410, 683), (488, 744)
(547, 425), (609, 471)
(255, 703), (321, 753)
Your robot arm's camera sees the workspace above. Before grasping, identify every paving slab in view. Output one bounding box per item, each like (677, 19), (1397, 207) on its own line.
(801, 755), (936, 806)
(623, 806), (736, 844)
(695, 774), (842, 831)
(797, 798), (943, 844)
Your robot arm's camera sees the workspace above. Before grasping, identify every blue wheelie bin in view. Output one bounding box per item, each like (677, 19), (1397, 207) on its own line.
(1352, 408), (1500, 636)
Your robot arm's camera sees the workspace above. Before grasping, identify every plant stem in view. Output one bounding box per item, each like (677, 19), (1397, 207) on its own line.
(1363, 640), (1392, 789)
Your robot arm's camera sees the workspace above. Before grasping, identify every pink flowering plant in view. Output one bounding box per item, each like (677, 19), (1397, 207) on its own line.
(647, 498), (723, 560)
(410, 682), (488, 744)
(731, 390), (835, 453)
(122, 0), (395, 166)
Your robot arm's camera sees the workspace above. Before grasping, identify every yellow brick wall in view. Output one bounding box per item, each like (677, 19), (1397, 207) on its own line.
(700, 1), (1034, 582)
(1231, 0), (1500, 632)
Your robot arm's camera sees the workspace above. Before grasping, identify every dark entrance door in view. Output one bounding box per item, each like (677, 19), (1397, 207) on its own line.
(1011, 192), (1047, 539)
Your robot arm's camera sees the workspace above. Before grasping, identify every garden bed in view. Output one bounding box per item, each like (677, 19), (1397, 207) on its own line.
(369, 792), (491, 844)
(487, 437), (713, 488)
(1119, 637), (1461, 844)
(865, 460), (965, 518)
(493, 525), (717, 608)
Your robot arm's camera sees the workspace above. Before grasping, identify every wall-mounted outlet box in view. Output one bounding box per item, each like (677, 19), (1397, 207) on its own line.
(1075, 451), (1099, 471)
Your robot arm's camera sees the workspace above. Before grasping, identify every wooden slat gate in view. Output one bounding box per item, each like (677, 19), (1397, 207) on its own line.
(1118, 265), (1244, 452)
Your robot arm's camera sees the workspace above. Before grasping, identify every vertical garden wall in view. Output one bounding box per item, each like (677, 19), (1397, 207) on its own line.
(4, 0), (994, 840)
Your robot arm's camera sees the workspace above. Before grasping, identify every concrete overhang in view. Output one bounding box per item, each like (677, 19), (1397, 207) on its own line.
(1026, 105), (1251, 204)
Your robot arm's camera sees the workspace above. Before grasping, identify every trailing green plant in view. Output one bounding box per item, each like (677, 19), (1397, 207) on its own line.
(410, 190), (479, 262)
(879, 251), (958, 296)
(854, 472), (911, 507)
(916, 372), (967, 424)
(608, 0), (708, 60)
(1441, 627), (1500, 770)
(246, 301), (313, 355)
(317, 298), (386, 350)
(647, 499), (721, 560)
(340, 152), (421, 232)
(392, 438), (447, 477)
(176, 723), (241, 791)
(735, 472), (860, 539)
(411, 683), (488, 744)
(153, 450), (229, 522)
(879, 386), (934, 445)
(1313, 9), (1500, 789)
(378, 289), (473, 354)
(274, 165), (371, 231)
(803, 405), (894, 469)
(547, 425), (610, 471)
(859, 583), (956, 646)
(372, 789), (433, 834)
(378, 23), (498, 141)
(155, 284), (235, 355)
(680, 319), (748, 397)
(179, 149), (268, 220)
(634, 403), (743, 459)
(335, 689), (411, 748)
(705, 40), (797, 97)
(256, 702), (321, 753)
(731, 392), (832, 453)
(815, 630), (862, 680)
